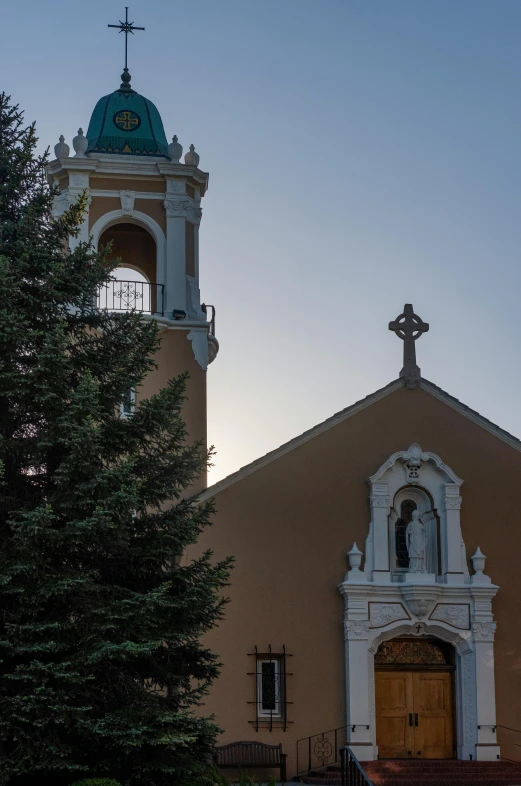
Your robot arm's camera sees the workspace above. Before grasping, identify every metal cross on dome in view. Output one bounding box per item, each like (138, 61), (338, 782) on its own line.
(389, 304), (429, 389)
(108, 7), (145, 82)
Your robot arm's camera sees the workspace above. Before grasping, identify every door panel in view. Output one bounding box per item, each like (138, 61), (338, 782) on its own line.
(413, 672), (454, 759)
(376, 671), (454, 759)
(375, 672), (414, 758)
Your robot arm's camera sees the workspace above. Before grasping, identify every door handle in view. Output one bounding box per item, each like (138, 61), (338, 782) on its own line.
(409, 713), (413, 726)
(415, 713), (419, 726)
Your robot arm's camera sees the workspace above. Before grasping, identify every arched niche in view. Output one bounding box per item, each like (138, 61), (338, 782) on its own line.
(390, 486), (440, 579)
(99, 222), (156, 284)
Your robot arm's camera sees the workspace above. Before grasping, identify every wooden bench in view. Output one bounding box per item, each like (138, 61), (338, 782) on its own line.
(213, 740), (287, 782)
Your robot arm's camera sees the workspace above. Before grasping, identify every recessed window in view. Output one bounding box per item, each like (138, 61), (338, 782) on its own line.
(248, 646), (293, 731)
(120, 387), (135, 419)
(257, 657), (282, 717)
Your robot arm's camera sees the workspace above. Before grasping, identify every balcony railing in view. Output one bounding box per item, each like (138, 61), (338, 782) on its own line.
(97, 280), (165, 316)
(201, 303), (216, 336)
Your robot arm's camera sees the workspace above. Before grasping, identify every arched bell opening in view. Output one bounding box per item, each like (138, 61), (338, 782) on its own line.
(98, 222), (162, 315)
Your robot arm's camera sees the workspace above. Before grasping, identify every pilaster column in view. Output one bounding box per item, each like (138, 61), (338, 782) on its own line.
(369, 483), (390, 581)
(340, 585), (373, 759)
(53, 171), (91, 251)
(163, 198), (188, 314)
(471, 586), (500, 760)
(442, 484), (464, 583)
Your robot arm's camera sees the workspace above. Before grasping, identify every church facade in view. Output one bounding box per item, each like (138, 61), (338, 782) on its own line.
(195, 364), (521, 779)
(47, 37), (521, 783)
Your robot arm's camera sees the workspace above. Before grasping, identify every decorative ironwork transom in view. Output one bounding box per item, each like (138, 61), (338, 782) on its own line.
(375, 639), (450, 666)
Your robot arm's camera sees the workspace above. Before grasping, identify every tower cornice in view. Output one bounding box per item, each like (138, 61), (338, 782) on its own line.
(47, 155), (208, 194)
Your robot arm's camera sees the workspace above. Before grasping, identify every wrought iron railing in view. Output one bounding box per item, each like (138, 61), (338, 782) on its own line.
(497, 724), (521, 763)
(97, 280), (165, 316)
(296, 725), (348, 776)
(340, 747), (373, 786)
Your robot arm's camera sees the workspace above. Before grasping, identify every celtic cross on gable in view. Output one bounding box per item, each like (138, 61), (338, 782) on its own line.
(389, 304), (429, 389)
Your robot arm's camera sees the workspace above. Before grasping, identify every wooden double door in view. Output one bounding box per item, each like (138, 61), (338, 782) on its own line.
(375, 670), (454, 759)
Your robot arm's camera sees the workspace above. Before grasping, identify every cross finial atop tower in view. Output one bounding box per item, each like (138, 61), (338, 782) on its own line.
(108, 7), (145, 91)
(389, 304), (429, 389)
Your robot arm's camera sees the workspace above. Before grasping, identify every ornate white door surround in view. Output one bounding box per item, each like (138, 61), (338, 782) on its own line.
(338, 444), (499, 762)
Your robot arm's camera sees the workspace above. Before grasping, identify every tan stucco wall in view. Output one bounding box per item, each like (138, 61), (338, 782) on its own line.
(138, 329), (207, 493)
(88, 197), (120, 230)
(90, 176), (166, 193)
(88, 196), (166, 234)
(100, 224), (157, 284)
(194, 385), (521, 775)
(134, 199), (166, 234)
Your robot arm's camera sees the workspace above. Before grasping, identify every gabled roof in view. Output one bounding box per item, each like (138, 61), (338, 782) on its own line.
(200, 378), (521, 500)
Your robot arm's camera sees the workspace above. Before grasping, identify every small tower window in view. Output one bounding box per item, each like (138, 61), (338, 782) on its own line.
(120, 387), (135, 419)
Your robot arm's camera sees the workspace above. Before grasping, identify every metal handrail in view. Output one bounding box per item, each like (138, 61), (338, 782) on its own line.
(296, 725), (348, 776)
(340, 747), (373, 786)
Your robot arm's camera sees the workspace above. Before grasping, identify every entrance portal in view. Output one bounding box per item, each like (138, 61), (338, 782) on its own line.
(375, 639), (455, 759)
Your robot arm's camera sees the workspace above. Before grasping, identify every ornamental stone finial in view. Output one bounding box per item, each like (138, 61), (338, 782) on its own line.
(471, 546), (491, 584)
(54, 135), (70, 159)
(389, 304), (429, 389)
(168, 135), (183, 162)
(184, 144), (200, 167)
(72, 128), (88, 157)
(347, 542), (363, 573)
(345, 543), (365, 582)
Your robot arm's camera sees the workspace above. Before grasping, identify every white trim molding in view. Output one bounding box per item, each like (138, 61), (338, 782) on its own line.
(90, 209), (166, 299)
(339, 445), (500, 762)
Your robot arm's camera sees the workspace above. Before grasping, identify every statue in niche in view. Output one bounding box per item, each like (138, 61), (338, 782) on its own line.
(406, 510), (427, 573)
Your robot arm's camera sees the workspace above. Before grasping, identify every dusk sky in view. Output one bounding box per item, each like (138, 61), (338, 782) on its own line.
(3, 0), (521, 483)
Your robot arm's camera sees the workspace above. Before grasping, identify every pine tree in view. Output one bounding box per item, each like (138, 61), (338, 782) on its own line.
(0, 94), (232, 786)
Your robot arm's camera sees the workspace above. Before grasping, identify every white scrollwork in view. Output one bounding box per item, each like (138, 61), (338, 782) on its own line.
(166, 180), (185, 194)
(164, 198), (190, 218)
(430, 604), (470, 630)
(53, 191), (91, 219)
(444, 495), (463, 510)
(370, 603), (409, 628)
(71, 173), (89, 188)
(344, 617), (370, 640)
(472, 621), (496, 642)
(187, 330), (208, 371)
(403, 443), (429, 484)
(187, 205), (203, 225)
(370, 495), (389, 509)
(406, 599), (432, 619)
(120, 190), (135, 216)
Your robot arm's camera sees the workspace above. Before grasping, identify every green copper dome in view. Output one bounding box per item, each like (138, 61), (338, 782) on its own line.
(86, 71), (169, 158)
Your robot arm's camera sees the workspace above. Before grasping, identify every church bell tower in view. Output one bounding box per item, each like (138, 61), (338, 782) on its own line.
(47, 12), (218, 490)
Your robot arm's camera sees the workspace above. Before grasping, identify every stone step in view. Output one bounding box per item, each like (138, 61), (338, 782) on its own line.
(300, 760), (521, 786)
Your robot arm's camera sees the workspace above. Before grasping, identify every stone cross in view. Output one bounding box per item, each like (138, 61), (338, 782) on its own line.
(389, 304), (429, 388)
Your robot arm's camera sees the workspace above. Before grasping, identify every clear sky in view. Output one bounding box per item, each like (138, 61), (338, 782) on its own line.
(2, 0), (521, 483)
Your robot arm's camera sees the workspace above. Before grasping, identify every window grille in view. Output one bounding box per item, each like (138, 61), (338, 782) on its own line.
(247, 645), (293, 731)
